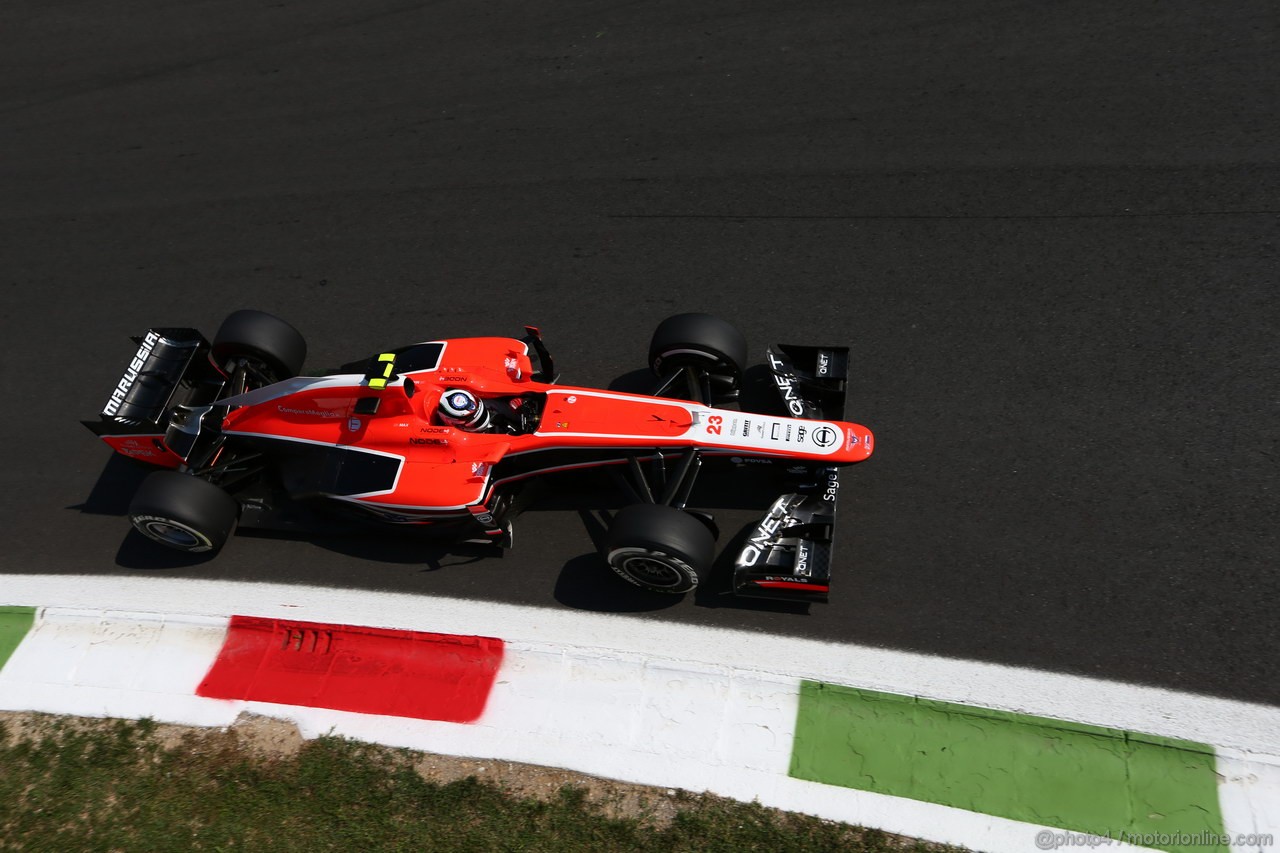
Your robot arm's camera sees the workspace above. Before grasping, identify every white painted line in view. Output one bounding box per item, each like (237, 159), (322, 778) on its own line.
(479, 643), (801, 790)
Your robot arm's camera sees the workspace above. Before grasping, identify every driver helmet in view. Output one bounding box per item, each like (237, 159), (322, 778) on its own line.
(437, 388), (491, 431)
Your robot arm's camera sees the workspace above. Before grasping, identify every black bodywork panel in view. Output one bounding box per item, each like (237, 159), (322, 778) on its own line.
(83, 328), (222, 436)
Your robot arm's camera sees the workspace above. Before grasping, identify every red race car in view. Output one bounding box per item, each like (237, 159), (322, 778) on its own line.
(84, 311), (873, 602)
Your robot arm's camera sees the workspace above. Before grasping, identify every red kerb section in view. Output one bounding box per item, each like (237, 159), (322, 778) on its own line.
(197, 616), (504, 723)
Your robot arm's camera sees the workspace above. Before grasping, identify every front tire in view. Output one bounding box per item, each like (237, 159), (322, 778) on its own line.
(211, 309), (307, 380)
(648, 312), (747, 394)
(129, 471), (239, 553)
(606, 503), (715, 594)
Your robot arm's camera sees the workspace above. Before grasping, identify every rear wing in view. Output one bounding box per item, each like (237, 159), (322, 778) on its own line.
(82, 328), (225, 465)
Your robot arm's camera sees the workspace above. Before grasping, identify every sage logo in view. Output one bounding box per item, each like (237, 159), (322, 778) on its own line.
(811, 425), (838, 448)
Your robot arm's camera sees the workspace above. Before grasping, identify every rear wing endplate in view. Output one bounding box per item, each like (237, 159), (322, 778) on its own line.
(83, 328), (209, 435)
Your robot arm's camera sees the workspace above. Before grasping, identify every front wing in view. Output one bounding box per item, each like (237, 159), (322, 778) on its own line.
(732, 466), (841, 603)
(730, 339), (868, 603)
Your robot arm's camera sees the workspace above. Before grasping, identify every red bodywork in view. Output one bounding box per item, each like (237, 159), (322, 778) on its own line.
(215, 337), (873, 519)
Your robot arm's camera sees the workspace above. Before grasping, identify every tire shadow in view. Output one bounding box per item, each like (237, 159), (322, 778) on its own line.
(552, 508), (682, 613)
(305, 532), (503, 571)
(114, 528), (221, 569)
(69, 454), (151, 516)
(552, 552), (685, 613)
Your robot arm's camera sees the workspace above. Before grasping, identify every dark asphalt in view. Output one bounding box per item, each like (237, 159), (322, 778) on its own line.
(2, 1), (1277, 703)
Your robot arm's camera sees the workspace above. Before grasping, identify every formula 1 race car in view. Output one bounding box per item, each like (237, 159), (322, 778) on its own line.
(84, 311), (874, 602)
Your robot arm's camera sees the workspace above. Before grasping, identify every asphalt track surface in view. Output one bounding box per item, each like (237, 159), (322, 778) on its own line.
(2, 1), (1276, 705)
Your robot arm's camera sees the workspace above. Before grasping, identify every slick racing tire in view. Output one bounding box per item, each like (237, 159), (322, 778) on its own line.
(211, 309), (307, 380)
(648, 312), (747, 393)
(606, 503), (715, 594)
(129, 471), (239, 553)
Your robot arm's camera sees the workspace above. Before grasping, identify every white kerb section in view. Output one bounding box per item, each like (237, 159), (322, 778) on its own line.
(0, 608), (234, 727)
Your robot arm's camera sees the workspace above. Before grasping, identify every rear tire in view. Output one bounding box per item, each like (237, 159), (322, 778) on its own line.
(129, 471), (239, 553)
(648, 313), (746, 393)
(606, 503), (715, 594)
(212, 309), (307, 380)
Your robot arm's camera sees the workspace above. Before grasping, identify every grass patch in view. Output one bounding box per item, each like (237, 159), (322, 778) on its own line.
(0, 716), (959, 852)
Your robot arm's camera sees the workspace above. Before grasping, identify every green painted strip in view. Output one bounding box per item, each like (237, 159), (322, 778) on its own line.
(791, 682), (1225, 853)
(0, 606), (37, 672)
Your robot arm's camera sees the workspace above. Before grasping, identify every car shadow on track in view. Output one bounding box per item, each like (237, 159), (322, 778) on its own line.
(550, 508), (684, 613)
(299, 531), (504, 571)
(111, 521), (510, 571)
(552, 553), (688, 613)
(69, 453), (151, 516)
(114, 528), (222, 569)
